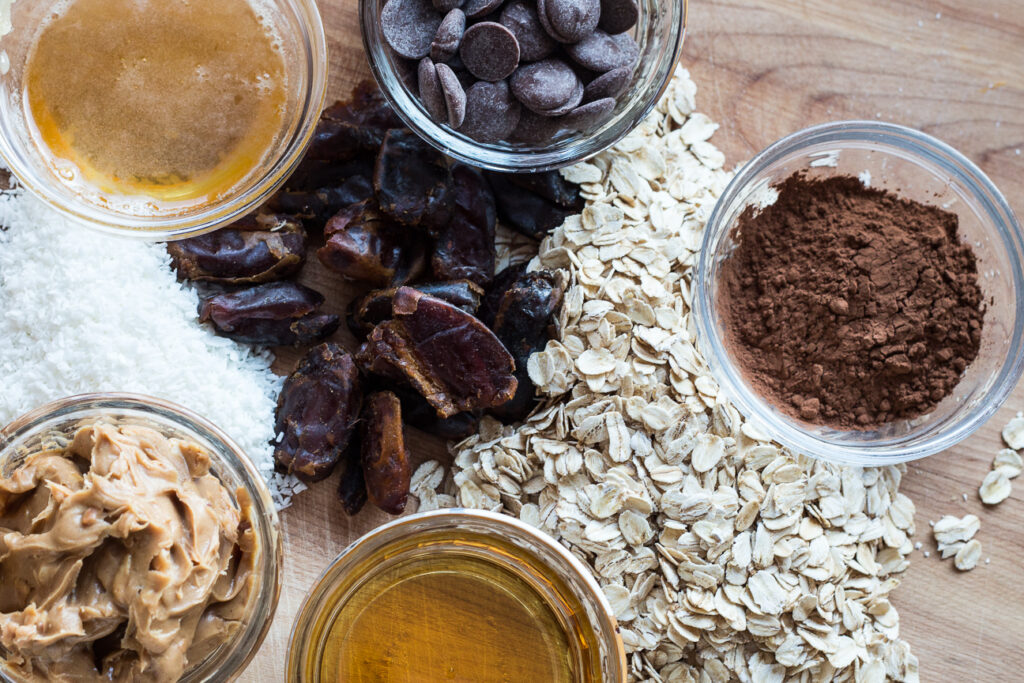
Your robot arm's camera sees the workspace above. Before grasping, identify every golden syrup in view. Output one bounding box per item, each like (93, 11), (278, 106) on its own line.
(23, 0), (288, 209)
(312, 551), (602, 682)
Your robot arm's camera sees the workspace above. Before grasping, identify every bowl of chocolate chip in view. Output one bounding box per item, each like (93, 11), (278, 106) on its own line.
(361, 0), (686, 171)
(694, 121), (1024, 466)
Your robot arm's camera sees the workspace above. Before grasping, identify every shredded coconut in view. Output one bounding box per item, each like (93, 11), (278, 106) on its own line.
(0, 188), (302, 507)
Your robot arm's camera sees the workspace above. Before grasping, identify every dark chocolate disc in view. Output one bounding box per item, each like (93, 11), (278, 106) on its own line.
(510, 59), (580, 112)
(460, 80), (522, 142)
(382, 0), (445, 59)
(460, 21), (521, 82)
(565, 30), (639, 72)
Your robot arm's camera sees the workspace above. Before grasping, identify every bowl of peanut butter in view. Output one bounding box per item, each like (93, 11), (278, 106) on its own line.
(0, 394), (282, 683)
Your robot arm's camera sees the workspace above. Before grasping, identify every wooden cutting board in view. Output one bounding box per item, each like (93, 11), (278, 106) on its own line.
(248, 0), (1024, 679)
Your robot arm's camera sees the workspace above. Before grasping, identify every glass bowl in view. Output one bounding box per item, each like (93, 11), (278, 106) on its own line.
(694, 121), (1024, 466)
(288, 509), (627, 682)
(0, 0), (327, 240)
(0, 394), (282, 682)
(360, 0), (687, 172)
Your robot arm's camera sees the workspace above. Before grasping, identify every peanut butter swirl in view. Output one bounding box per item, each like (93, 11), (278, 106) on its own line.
(0, 422), (256, 682)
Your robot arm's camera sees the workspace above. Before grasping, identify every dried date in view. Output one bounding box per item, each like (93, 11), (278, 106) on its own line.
(324, 79), (404, 131)
(317, 199), (426, 286)
(167, 214), (306, 285)
(275, 343), (362, 482)
(361, 391), (411, 514)
(303, 80), (402, 162)
(346, 279), (484, 339)
(503, 171), (583, 209)
(487, 172), (575, 239)
(478, 262), (527, 328)
(199, 281), (339, 347)
(431, 164), (497, 286)
(356, 287), (517, 417)
(270, 180), (375, 229)
(304, 119), (382, 163)
(394, 386), (480, 440)
(487, 270), (564, 422)
(284, 157), (375, 195)
(374, 129), (453, 230)
(337, 437), (367, 516)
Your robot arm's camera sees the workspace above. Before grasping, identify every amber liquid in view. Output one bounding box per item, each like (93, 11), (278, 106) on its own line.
(317, 553), (593, 682)
(23, 0), (288, 208)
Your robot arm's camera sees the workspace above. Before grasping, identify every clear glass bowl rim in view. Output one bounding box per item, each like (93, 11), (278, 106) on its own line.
(0, 0), (328, 241)
(0, 392), (283, 682)
(287, 507), (628, 682)
(359, 0), (688, 172)
(693, 119), (1024, 466)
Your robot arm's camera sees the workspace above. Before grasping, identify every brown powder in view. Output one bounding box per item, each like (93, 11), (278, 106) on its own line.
(718, 173), (984, 429)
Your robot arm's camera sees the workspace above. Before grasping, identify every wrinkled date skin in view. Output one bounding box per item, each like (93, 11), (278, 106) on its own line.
(431, 164), (497, 286)
(269, 179), (375, 230)
(167, 214), (306, 285)
(486, 172), (576, 239)
(303, 119), (382, 163)
(504, 171), (584, 210)
(324, 79), (404, 131)
(300, 81), (403, 164)
(285, 79), (400, 197)
(478, 262), (527, 328)
(488, 270), (564, 422)
(199, 281), (339, 347)
(337, 437), (367, 516)
(346, 279), (484, 339)
(357, 287), (517, 418)
(317, 199), (426, 287)
(394, 386), (480, 440)
(283, 156), (376, 196)
(361, 391), (411, 515)
(275, 343), (363, 483)
(374, 129), (453, 231)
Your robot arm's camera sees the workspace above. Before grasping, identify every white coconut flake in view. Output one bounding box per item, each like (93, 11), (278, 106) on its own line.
(0, 188), (301, 507)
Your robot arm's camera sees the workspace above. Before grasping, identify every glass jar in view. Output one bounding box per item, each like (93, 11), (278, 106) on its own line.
(694, 121), (1024, 466)
(360, 0), (688, 172)
(288, 509), (627, 682)
(0, 0), (327, 240)
(0, 393), (283, 682)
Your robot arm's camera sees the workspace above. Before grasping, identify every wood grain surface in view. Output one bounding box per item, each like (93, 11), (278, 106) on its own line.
(248, 0), (1024, 680)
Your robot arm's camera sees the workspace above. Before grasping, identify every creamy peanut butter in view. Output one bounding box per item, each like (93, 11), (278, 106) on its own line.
(0, 421), (257, 682)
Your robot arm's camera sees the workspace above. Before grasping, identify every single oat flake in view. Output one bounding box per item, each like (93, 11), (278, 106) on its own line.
(979, 469), (1012, 505)
(1001, 414), (1024, 450)
(413, 67), (920, 682)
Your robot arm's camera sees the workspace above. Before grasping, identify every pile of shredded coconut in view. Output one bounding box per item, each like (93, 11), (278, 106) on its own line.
(0, 189), (302, 507)
(411, 67), (920, 682)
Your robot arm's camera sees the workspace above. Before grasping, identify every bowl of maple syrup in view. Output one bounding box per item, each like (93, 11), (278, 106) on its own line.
(288, 509), (628, 682)
(0, 0), (326, 239)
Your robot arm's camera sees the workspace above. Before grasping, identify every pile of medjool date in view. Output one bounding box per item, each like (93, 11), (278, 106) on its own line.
(167, 80), (576, 517)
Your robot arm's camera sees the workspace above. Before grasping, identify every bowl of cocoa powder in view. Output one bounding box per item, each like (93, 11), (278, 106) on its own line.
(694, 121), (1024, 465)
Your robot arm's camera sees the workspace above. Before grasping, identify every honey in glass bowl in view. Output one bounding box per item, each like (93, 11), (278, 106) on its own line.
(23, 0), (288, 212)
(0, 0), (326, 238)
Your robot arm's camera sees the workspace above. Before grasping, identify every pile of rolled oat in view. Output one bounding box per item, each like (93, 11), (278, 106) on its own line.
(411, 66), (920, 682)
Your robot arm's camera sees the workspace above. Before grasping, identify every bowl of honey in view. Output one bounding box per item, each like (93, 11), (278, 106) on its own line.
(288, 509), (628, 682)
(0, 0), (327, 239)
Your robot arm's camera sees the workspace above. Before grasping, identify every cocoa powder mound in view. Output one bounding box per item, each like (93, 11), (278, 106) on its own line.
(719, 173), (984, 429)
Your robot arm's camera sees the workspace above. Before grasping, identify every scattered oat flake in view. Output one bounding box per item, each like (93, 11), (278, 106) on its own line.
(1002, 414), (1024, 449)
(445, 67), (919, 683)
(993, 448), (1023, 478)
(978, 469), (1012, 505)
(954, 539), (982, 571)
